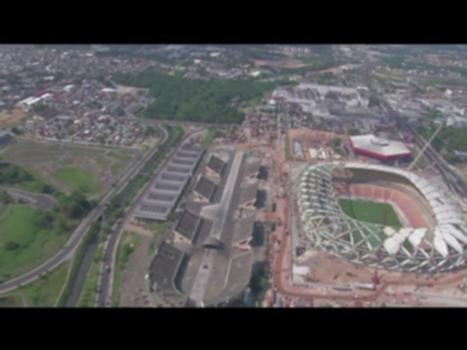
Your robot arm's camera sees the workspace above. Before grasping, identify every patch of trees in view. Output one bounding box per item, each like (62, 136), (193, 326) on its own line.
(144, 126), (158, 138)
(0, 162), (34, 184)
(4, 241), (20, 252)
(113, 71), (292, 124)
(0, 161), (56, 195)
(314, 72), (338, 84)
(0, 190), (13, 205)
(58, 190), (93, 219)
(249, 262), (270, 305)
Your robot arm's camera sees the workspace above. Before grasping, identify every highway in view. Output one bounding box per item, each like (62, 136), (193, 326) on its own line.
(0, 125), (169, 296)
(96, 127), (205, 307)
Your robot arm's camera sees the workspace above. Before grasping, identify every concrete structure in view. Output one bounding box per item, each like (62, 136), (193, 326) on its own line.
(350, 134), (411, 161)
(16, 96), (43, 109)
(296, 162), (467, 273)
(148, 152), (260, 307)
(133, 141), (204, 222)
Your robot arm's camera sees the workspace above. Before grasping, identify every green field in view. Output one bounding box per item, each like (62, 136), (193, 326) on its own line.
(55, 167), (100, 194)
(0, 262), (70, 307)
(339, 199), (402, 227)
(2, 139), (137, 196)
(0, 205), (70, 280)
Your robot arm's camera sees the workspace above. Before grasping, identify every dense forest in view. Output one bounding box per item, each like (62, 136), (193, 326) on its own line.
(113, 71), (292, 124)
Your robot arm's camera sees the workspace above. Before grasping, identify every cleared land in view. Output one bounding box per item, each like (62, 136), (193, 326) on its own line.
(0, 109), (28, 128)
(339, 199), (402, 227)
(0, 261), (69, 306)
(112, 231), (140, 306)
(55, 167), (100, 194)
(2, 139), (137, 196)
(0, 205), (70, 280)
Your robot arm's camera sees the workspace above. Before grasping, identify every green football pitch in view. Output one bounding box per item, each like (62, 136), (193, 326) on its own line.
(338, 198), (402, 228)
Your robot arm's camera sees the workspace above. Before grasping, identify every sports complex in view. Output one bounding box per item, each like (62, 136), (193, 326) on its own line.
(295, 162), (467, 273)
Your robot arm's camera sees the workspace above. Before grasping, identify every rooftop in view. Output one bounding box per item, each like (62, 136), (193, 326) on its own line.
(350, 134), (411, 157)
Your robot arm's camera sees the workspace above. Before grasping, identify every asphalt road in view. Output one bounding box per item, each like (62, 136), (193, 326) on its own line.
(0, 126), (168, 296)
(96, 127), (205, 307)
(0, 186), (56, 210)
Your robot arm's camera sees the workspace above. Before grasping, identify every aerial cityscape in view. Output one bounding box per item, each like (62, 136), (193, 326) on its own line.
(0, 44), (467, 307)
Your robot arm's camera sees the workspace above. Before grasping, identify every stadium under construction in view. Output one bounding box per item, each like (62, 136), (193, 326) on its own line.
(295, 162), (467, 273)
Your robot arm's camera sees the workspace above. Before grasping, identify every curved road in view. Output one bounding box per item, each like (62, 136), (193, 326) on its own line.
(0, 125), (169, 296)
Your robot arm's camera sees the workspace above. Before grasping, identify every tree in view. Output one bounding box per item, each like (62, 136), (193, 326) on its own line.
(60, 190), (92, 219)
(0, 190), (13, 205)
(4, 241), (20, 252)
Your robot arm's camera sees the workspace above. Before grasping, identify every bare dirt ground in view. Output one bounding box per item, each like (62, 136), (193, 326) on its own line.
(119, 233), (153, 307)
(287, 129), (346, 162)
(118, 220), (168, 307)
(0, 109), (28, 128)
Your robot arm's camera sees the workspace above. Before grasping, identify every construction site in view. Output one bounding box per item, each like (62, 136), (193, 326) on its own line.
(259, 121), (467, 307)
(146, 138), (268, 306)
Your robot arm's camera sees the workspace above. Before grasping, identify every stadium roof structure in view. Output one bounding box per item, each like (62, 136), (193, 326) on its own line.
(350, 134), (411, 161)
(296, 162), (467, 273)
(174, 210), (203, 242)
(233, 215), (256, 243)
(207, 155), (226, 176)
(194, 176), (217, 202)
(149, 242), (186, 305)
(133, 141), (204, 221)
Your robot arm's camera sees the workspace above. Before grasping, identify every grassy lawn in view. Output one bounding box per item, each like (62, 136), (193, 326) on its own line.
(339, 199), (402, 227)
(0, 205), (70, 280)
(0, 202), (9, 218)
(0, 294), (23, 307)
(76, 241), (105, 307)
(1, 261), (70, 307)
(285, 131), (292, 160)
(111, 232), (141, 306)
(55, 167), (100, 194)
(2, 139), (137, 196)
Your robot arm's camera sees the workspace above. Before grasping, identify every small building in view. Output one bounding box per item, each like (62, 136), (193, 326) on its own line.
(16, 96), (42, 110)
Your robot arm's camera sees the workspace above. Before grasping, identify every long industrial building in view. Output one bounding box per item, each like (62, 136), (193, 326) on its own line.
(148, 151), (261, 306)
(133, 140), (204, 222)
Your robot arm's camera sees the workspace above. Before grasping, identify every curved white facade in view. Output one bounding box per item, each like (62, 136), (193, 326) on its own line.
(296, 162), (467, 273)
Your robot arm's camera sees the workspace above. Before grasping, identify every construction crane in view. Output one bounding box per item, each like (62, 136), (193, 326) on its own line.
(408, 122), (444, 171)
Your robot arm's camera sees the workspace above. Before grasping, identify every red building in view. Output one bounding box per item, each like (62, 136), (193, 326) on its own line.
(350, 134), (411, 161)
